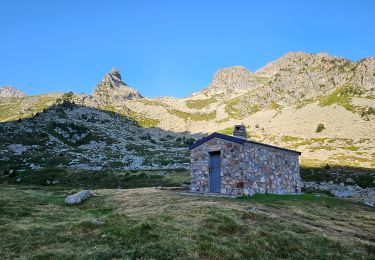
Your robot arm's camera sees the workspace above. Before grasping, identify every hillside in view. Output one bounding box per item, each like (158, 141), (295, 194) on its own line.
(1, 52), (375, 174)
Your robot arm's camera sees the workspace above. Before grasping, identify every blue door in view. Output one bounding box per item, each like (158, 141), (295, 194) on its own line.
(209, 152), (221, 193)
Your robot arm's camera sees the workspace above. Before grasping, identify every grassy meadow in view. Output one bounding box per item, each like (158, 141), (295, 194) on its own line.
(0, 184), (374, 259)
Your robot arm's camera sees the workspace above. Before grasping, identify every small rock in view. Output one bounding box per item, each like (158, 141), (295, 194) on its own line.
(329, 181), (334, 184)
(345, 178), (354, 183)
(91, 219), (104, 225)
(8, 169), (17, 177)
(331, 190), (352, 198)
(339, 183), (345, 187)
(16, 177), (21, 182)
(65, 190), (92, 205)
(363, 200), (374, 207)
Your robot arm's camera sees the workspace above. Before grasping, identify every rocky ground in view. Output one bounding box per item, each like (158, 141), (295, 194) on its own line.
(0, 101), (195, 173)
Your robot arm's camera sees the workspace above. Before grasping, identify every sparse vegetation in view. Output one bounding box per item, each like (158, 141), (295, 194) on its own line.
(217, 126), (234, 135)
(281, 135), (304, 142)
(167, 109), (216, 121)
(319, 84), (363, 112)
(128, 111), (160, 128)
(269, 101), (283, 111)
(186, 96), (217, 109)
(225, 97), (262, 119)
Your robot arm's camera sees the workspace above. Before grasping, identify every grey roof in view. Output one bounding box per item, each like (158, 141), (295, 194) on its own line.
(188, 132), (301, 155)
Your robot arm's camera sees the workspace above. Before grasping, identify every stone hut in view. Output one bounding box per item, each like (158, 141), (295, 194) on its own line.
(189, 125), (301, 196)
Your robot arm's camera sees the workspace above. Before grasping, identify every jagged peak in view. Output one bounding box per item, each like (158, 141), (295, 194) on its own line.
(93, 68), (142, 101)
(109, 67), (121, 80)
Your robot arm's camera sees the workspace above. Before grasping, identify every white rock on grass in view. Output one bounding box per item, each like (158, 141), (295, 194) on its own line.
(363, 200), (374, 207)
(331, 190), (352, 198)
(65, 190), (92, 205)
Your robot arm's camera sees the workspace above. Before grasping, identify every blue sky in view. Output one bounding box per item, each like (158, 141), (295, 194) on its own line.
(1, 0), (374, 97)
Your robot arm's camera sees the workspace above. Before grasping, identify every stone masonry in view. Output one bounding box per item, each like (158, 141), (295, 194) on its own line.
(189, 129), (301, 196)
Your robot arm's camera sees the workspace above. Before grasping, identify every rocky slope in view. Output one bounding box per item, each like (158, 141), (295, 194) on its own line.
(0, 102), (194, 173)
(1, 52), (375, 175)
(0, 86), (27, 98)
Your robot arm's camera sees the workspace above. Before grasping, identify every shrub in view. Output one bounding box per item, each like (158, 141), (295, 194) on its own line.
(316, 123), (325, 133)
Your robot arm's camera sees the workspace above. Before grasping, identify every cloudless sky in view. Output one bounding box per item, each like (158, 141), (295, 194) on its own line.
(1, 0), (374, 97)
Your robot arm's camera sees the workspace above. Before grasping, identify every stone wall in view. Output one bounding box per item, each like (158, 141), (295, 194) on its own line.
(242, 143), (300, 196)
(190, 138), (244, 193)
(190, 137), (301, 196)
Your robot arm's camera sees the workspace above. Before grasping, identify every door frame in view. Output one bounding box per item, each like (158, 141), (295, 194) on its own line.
(208, 151), (221, 193)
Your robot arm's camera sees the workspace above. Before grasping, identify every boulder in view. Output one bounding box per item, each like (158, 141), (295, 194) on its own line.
(65, 190), (92, 205)
(345, 178), (354, 183)
(331, 189), (353, 198)
(363, 200), (374, 207)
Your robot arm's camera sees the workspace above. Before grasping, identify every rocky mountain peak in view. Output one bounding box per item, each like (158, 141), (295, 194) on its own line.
(108, 67), (122, 81)
(255, 52), (353, 77)
(93, 68), (143, 103)
(0, 86), (27, 98)
(199, 66), (258, 97)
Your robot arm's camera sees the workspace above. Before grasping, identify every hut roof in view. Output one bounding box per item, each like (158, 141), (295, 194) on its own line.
(188, 132), (301, 155)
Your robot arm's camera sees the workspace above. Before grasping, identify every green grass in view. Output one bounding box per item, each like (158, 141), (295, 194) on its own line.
(300, 165), (375, 188)
(345, 145), (359, 151)
(185, 96), (218, 109)
(0, 168), (191, 189)
(167, 109), (216, 121)
(140, 99), (169, 108)
(269, 101), (283, 111)
(294, 97), (316, 109)
(319, 84), (363, 112)
(225, 97), (262, 119)
(281, 135), (304, 142)
(0, 94), (62, 122)
(0, 185), (374, 259)
(217, 126), (235, 135)
(99, 105), (160, 128)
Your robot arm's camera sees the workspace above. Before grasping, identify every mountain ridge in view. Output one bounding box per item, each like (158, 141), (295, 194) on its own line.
(0, 86), (27, 98)
(1, 51), (375, 170)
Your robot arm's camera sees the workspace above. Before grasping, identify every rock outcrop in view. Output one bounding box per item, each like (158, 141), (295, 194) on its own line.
(0, 86), (27, 98)
(303, 181), (375, 206)
(198, 66), (258, 97)
(93, 67), (143, 104)
(65, 190), (92, 205)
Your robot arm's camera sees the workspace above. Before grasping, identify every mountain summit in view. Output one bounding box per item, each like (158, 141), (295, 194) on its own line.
(0, 86), (27, 98)
(93, 67), (143, 103)
(199, 66), (257, 97)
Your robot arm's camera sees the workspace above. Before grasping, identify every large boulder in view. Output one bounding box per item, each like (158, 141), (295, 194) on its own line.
(65, 190), (92, 205)
(331, 189), (353, 198)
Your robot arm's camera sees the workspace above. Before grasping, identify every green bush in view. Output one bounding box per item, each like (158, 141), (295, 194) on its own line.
(316, 123), (325, 133)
